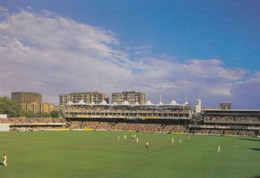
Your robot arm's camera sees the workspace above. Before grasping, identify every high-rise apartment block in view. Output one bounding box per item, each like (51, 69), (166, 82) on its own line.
(11, 92), (42, 113)
(112, 91), (146, 104)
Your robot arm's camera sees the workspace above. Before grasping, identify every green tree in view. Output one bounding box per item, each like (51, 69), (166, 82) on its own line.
(23, 110), (34, 118)
(0, 97), (24, 117)
(35, 111), (48, 118)
(50, 110), (59, 118)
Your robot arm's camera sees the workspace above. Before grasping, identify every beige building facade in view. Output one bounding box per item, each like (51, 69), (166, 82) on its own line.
(42, 103), (57, 114)
(59, 92), (109, 112)
(220, 102), (232, 110)
(112, 91), (146, 104)
(11, 92), (42, 113)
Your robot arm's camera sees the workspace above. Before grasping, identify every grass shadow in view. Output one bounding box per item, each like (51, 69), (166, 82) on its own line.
(250, 148), (260, 151)
(239, 138), (260, 142)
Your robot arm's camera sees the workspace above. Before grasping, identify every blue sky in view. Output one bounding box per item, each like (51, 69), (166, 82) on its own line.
(0, 0), (260, 108)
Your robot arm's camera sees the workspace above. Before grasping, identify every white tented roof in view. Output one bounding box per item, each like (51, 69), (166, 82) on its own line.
(99, 100), (108, 105)
(90, 101), (96, 105)
(66, 101), (73, 105)
(183, 101), (189, 105)
(133, 102), (140, 106)
(145, 100), (154, 105)
(121, 101), (131, 106)
(168, 100), (179, 105)
(77, 100), (87, 105)
(112, 102), (118, 106)
(158, 101), (164, 106)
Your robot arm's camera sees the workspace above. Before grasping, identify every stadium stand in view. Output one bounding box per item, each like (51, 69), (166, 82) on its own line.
(1, 106), (259, 137)
(0, 118), (66, 131)
(190, 109), (260, 136)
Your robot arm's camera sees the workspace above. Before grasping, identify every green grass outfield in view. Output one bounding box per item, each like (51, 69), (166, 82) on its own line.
(0, 131), (259, 178)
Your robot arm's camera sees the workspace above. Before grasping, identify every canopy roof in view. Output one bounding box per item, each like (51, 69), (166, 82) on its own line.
(168, 100), (179, 105)
(133, 102), (140, 106)
(66, 99), (190, 108)
(144, 100), (154, 105)
(121, 101), (131, 106)
(66, 101), (73, 105)
(112, 102), (118, 106)
(157, 101), (164, 106)
(77, 100), (87, 105)
(99, 100), (108, 105)
(183, 101), (189, 105)
(90, 101), (96, 105)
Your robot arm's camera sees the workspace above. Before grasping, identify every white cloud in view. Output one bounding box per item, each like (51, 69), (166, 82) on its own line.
(0, 9), (132, 99)
(0, 6), (8, 12)
(0, 8), (258, 108)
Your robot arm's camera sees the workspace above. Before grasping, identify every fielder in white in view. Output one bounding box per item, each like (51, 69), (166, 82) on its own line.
(146, 142), (149, 149)
(3, 154), (7, 166)
(217, 145), (221, 152)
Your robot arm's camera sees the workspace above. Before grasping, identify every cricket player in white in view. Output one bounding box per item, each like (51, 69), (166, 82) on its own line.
(3, 154), (7, 166)
(146, 142), (149, 149)
(217, 145), (221, 152)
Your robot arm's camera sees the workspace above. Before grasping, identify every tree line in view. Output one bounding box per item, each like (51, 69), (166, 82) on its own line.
(0, 97), (59, 118)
